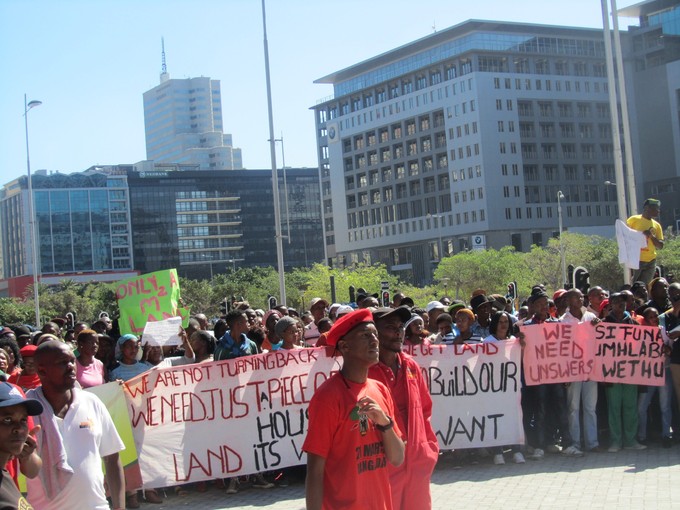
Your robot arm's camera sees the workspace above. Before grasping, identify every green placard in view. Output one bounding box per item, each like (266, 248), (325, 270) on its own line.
(116, 269), (181, 336)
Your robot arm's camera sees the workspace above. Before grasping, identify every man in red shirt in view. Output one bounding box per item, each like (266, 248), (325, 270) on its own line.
(369, 307), (439, 510)
(303, 309), (405, 510)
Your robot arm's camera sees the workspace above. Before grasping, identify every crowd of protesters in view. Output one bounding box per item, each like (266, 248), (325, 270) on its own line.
(1, 272), (678, 509)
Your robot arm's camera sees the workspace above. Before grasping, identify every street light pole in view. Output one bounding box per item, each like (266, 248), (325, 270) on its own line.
(557, 190), (567, 288)
(24, 94), (42, 327)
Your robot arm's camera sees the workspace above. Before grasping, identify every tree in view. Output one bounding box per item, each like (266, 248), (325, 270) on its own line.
(434, 247), (525, 302)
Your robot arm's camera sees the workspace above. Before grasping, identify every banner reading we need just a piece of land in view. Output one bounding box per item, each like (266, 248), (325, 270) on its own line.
(522, 322), (666, 386)
(122, 342), (523, 489)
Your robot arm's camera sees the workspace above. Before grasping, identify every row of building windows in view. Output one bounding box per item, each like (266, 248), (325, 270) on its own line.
(523, 163), (615, 182)
(518, 121), (612, 139)
(517, 100), (610, 118)
(503, 204), (616, 220)
(518, 142), (614, 160)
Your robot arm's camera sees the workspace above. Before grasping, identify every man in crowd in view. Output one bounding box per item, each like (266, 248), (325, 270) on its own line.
(426, 301), (446, 332)
(603, 293), (646, 452)
(304, 309), (404, 510)
(586, 287), (607, 317)
(369, 307), (439, 510)
(470, 294), (493, 338)
(627, 198), (664, 284)
(214, 310), (259, 360)
(304, 298), (328, 346)
(27, 341), (125, 510)
(214, 310), (272, 492)
(561, 289), (603, 454)
(521, 290), (572, 459)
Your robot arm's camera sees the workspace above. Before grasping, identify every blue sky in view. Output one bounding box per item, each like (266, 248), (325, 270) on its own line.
(0, 0), (639, 182)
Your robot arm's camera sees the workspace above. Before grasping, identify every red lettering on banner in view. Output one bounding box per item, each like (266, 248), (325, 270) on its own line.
(173, 445), (243, 481)
(140, 296), (160, 315)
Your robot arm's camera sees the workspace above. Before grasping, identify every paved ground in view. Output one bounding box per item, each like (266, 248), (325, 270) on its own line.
(135, 443), (679, 509)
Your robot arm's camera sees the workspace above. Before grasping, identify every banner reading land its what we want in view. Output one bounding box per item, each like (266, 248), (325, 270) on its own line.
(122, 343), (523, 489)
(522, 322), (666, 386)
(116, 269), (186, 336)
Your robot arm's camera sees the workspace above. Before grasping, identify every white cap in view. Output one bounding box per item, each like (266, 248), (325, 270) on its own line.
(426, 301), (446, 313)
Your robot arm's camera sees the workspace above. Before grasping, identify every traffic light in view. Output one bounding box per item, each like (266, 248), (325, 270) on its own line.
(506, 282), (517, 301)
(573, 266), (590, 294)
(349, 285), (356, 304)
(268, 295), (278, 310)
(382, 291), (390, 307)
(565, 265), (575, 290)
(220, 299), (228, 316)
(654, 266), (662, 279)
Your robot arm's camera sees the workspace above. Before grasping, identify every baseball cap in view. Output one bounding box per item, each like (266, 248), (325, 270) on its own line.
(0, 382), (43, 415)
(643, 198), (660, 207)
(372, 306), (411, 323)
(426, 301), (446, 313)
(309, 298), (329, 309)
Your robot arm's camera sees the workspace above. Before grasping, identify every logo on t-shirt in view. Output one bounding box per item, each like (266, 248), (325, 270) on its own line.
(350, 405), (369, 436)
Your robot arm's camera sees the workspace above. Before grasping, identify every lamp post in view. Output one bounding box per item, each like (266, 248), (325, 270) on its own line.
(557, 190), (567, 288)
(24, 95), (42, 327)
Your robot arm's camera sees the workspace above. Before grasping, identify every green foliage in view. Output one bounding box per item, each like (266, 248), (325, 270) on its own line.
(0, 298), (35, 325)
(434, 246), (525, 301)
(300, 263), (398, 306)
(5, 231), (662, 326)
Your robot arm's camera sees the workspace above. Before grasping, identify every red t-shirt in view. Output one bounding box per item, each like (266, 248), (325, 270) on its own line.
(7, 371), (41, 391)
(303, 374), (401, 510)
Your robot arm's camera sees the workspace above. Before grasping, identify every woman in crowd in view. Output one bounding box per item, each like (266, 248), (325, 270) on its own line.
(453, 308), (479, 344)
(189, 330), (215, 364)
(483, 311), (525, 464)
(144, 328), (195, 368)
(404, 314), (429, 346)
(637, 306), (673, 447)
(0, 338), (21, 379)
(108, 334), (162, 507)
(75, 329), (107, 388)
(7, 345), (40, 391)
(261, 310), (282, 352)
(109, 334), (152, 382)
(274, 317), (304, 350)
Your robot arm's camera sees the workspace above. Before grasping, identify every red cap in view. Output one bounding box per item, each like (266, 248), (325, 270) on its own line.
(326, 309), (374, 347)
(19, 344), (38, 357)
(553, 289), (567, 301)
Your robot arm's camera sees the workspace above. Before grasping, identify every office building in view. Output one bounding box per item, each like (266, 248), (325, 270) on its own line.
(313, 20), (627, 284)
(143, 74), (243, 170)
(127, 165), (324, 279)
(620, 0), (680, 230)
(0, 164), (323, 297)
(0, 168), (138, 297)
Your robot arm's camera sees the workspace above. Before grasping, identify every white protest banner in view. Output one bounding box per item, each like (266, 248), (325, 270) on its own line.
(142, 316), (183, 347)
(522, 322), (665, 386)
(123, 348), (338, 488)
(123, 343), (525, 488)
(405, 340), (524, 449)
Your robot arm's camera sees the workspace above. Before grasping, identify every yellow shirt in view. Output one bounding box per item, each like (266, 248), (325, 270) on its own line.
(626, 214), (663, 262)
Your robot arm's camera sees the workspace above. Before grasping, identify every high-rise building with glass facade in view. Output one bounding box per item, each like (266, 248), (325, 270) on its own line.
(312, 19), (639, 284)
(143, 75), (243, 170)
(0, 167), (137, 297)
(127, 165), (324, 279)
(0, 164), (323, 297)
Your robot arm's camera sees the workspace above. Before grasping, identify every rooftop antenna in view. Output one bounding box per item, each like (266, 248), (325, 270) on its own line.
(432, 21), (436, 33)
(160, 37), (170, 83)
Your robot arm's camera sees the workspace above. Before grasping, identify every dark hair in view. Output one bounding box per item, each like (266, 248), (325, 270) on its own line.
(489, 311), (513, 338)
(225, 309), (246, 327)
(213, 319), (228, 340)
(191, 330), (215, 355)
(0, 337), (21, 369)
(436, 313), (453, 324)
(318, 318), (332, 333)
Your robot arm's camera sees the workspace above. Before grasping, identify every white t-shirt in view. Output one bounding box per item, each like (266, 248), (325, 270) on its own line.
(27, 388), (125, 510)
